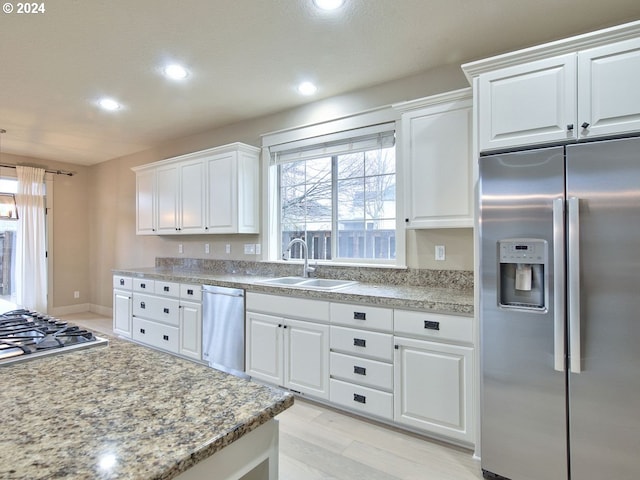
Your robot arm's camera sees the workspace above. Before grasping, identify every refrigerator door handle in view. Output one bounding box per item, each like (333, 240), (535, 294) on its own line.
(553, 198), (566, 372)
(568, 197), (582, 373)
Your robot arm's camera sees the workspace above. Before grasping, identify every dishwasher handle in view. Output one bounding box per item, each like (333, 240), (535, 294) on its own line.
(202, 285), (245, 297)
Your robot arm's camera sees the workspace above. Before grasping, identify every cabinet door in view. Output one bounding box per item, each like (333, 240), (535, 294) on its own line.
(578, 37), (640, 139)
(179, 159), (206, 233)
(246, 311), (284, 385)
(156, 164), (179, 233)
(135, 169), (156, 235)
(403, 98), (473, 228)
(206, 152), (237, 233)
(394, 336), (474, 444)
(478, 53), (577, 151)
(284, 318), (330, 400)
(180, 301), (202, 361)
(113, 289), (132, 337)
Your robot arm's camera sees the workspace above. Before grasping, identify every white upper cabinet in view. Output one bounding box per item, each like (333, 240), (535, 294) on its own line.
(578, 37), (640, 139)
(132, 142), (259, 235)
(463, 21), (640, 152)
(395, 89), (473, 228)
(477, 54), (577, 151)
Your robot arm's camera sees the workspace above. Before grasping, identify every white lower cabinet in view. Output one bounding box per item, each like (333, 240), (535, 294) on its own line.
(393, 310), (474, 445)
(114, 276), (202, 362)
(245, 293), (330, 400)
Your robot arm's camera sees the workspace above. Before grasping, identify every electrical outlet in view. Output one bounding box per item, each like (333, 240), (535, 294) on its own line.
(74, 291), (80, 299)
(435, 245), (446, 261)
(244, 244), (255, 255)
(205, 243), (210, 254)
(178, 244), (183, 254)
(225, 244), (231, 254)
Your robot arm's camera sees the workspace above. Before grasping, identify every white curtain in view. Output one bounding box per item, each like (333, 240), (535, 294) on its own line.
(15, 166), (47, 312)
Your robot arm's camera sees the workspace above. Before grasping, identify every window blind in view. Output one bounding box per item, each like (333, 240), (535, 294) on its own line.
(269, 123), (395, 166)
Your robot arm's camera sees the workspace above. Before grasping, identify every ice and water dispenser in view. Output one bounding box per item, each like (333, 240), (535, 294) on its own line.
(498, 239), (547, 311)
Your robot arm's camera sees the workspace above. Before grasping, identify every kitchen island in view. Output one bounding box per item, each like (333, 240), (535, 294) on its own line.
(1, 334), (293, 480)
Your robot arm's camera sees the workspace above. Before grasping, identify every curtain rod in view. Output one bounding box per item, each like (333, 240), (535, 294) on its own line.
(0, 163), (75, 177)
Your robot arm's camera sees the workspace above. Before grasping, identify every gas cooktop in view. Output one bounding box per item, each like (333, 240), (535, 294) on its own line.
(0, 309), (108, 366)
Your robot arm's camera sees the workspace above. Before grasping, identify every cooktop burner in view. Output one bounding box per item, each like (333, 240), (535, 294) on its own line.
(0, 309), (108, 366)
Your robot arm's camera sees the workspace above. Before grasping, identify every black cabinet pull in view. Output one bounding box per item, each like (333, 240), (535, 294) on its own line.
(354, 366), (367, 376)
(163, 335), (169, 341)
(278, 324), (282, 328)
(424, 320), (440, 331)
(187, 289), (194, 295)
(140, 302), (146, 309)
(353, 393), (366, 404)
(141, 283), (146, 289)
(353, 338), (366, 347)
(140, 328), (145, 334)
(581, 122), (590, 129)
(164, 286), (170, 292)
(353, 311), (366, 320)
(119, 279), (125, 286)
(567, 124), (574, 131)
(163, 308), (170, 314)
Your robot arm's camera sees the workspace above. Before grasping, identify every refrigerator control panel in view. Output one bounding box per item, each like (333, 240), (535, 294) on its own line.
(499, 240), (546, 264)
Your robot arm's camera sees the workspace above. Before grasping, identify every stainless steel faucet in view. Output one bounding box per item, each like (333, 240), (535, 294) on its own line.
(285, 238), (315, 278)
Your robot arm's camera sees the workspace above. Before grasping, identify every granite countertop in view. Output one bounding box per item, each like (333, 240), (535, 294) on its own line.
(113, 267), (474, 316)
(1, 335), (293, 480)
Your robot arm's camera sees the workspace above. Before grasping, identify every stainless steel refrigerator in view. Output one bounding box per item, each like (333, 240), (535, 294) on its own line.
(479, 136), (640, 480)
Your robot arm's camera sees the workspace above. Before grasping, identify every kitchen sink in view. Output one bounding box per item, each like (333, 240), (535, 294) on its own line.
(257, 277), (357, 291)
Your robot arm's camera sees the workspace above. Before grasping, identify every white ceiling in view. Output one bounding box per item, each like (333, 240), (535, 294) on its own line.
(1, 0), (639, 166)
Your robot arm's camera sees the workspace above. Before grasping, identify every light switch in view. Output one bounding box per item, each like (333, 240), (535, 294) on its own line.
(435, 245), (445, 261)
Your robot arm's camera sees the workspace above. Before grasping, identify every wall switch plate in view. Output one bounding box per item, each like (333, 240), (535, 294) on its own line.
(255, 244), (261, 255)
(435, 245), (446, 261)
(244, 244), (255, 255)
(205, 243), (210, 254)
(178, 244), (183, 254)
(73, 291), (80, 299)
(225, 244), (231, 254)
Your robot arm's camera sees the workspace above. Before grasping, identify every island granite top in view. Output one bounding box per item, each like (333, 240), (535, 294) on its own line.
(1, 335), (293, 480)
(113, 267), (474, 316)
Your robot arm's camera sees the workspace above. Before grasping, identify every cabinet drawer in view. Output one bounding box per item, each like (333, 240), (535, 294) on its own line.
(133, 278), (155, 293)
(394, 310), (473, 344)
(330, 302), (393, 332)
(132, 293), (180, 326)
(246, 292), (329, 323)
(132, 317), (179, 354)
(180, 283), (202, 302)
(154, 281), (180, 297)
(330, 352), (393, 391)
(113, 275), (132, 290)
(330, 326), (393, 362)
(330, 378), (393, 421)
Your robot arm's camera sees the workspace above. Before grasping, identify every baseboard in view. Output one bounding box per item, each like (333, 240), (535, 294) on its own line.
(50, 303), (113, 318)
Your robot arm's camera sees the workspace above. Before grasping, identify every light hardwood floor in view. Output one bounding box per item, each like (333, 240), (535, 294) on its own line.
(63, 312), (484, 480)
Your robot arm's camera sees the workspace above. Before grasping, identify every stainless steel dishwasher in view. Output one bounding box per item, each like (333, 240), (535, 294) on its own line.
(202, 285), (246, 378)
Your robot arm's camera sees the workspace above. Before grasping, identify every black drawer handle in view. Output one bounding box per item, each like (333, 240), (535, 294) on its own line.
(353, 393), (366, 404)
(187, 289), (194, 295)
(140, 328), (146, 334)
(354, 366), (367, 376)
(163, 308), (170, 314)
(424, 320), (440, 331)
(119, 279), (125, 286)
(353, 311), (366, 320)
(353, 338), (366, 348)
(140, 302), (146, 309)
(163, 335), (169, 341)
(141, 283), (146, 289)
(164, 286), (170, 292)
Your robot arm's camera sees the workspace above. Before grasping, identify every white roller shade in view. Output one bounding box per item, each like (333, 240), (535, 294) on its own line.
(269, 123), (395, 165)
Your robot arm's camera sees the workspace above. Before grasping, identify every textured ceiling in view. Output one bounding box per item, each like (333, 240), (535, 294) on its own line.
(1, 0), (639, 165)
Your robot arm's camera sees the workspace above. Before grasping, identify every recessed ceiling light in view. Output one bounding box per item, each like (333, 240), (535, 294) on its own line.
(313, 0), (344, 10)
(98, 98), (121, 111)
(298, 82), (318, 96)
(163, 64), (189, 80)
